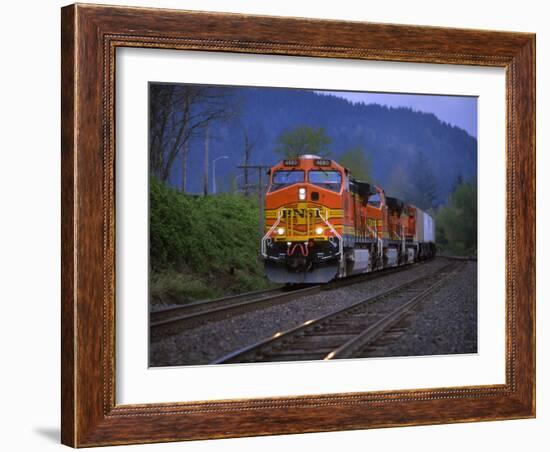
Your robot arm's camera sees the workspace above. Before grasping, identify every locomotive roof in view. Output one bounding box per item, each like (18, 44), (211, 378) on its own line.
(274, 156), (345, 171)
(349, 177), (377, 197)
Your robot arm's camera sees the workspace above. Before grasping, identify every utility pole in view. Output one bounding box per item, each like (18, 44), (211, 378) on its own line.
(243, 133), (250, 196)
(181, 140), (189, 192)
(258, 169), (264, 236)
(238, 164), (271, 236)
(203, 125), (209, 196)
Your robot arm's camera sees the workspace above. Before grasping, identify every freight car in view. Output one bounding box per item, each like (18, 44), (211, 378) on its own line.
(261, 155), (436, 283)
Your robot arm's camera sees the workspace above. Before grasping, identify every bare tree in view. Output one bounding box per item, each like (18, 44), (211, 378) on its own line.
(180, 141), (189, 192)
(241, 124), (263, 196)
(203, 125), (210, 196)
(149, 84), (236, 186)
(149, 84), (175, 178)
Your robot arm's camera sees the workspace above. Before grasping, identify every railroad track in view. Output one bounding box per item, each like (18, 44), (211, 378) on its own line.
(212, 260), (465, 364)
(438, 254), (477, 262)
(150, 285), (321, 338)
(150, 258), (443, 339)
(152, 287), (286, 323)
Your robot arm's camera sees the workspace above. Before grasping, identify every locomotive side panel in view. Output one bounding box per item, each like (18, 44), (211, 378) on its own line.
(415, 208), (425, 242)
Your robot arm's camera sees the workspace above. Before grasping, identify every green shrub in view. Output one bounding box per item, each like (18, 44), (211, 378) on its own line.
(149, 178), (274, 304)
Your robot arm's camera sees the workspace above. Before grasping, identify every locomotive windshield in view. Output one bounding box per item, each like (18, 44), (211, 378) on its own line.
(368, 193), (381, 207)
(309, 170), (342, 192)
(270, 170), (305, 191)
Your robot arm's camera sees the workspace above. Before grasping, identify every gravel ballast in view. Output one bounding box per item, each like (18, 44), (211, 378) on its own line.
(150, 257), (474, 366)
(358, 260), (478, 358)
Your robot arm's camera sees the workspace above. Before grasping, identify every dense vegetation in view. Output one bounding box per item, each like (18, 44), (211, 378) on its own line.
(149, 178), (273, 305)
(435, 180), (477, 256)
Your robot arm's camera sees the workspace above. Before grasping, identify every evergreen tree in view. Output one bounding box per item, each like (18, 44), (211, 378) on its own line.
(451, 173), (464, 193)
(406, 151), (439, 210)
(436, 181), (477, 256)
(385, 164), (409, 200)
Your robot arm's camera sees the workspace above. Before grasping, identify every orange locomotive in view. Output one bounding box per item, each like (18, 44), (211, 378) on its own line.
(262, 155), (436, 283)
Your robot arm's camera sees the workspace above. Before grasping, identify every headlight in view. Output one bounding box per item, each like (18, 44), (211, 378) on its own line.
(298, 188), (306, 200)
(315, 226), (324, 235)
(277, 227), (285, 235)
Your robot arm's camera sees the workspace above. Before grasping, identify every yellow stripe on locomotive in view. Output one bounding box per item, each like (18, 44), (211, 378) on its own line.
(265, 205), (343, 242)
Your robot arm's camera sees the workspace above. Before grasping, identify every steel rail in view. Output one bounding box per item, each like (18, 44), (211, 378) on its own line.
(150, 285), (322, 338)
(326, 263), (463, 359)
(437, 254), (477, 261)
(150, 258), (442, 339)
(212, 261), (463, 364)
(151, 287), (286, 323)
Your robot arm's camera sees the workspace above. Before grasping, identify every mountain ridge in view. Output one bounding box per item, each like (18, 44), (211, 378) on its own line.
(166, 87), (477, 206)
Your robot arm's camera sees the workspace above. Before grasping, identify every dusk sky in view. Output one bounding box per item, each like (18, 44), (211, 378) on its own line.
(318, 91), (478, 138)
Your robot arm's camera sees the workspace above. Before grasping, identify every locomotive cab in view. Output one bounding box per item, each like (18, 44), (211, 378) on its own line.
(262, 155), (345, 283)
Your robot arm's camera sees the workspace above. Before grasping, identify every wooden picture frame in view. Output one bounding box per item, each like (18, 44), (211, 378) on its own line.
(61, 3), (535, 447)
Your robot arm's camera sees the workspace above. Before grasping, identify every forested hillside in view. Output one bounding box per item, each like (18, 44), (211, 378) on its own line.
(159, 86), (477, 208)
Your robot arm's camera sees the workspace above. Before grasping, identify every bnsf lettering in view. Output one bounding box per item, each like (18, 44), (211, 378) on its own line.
(282, 209), (320, 219)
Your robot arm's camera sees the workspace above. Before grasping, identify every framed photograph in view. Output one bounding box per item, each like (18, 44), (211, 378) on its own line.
(61, 3), (535, 447)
